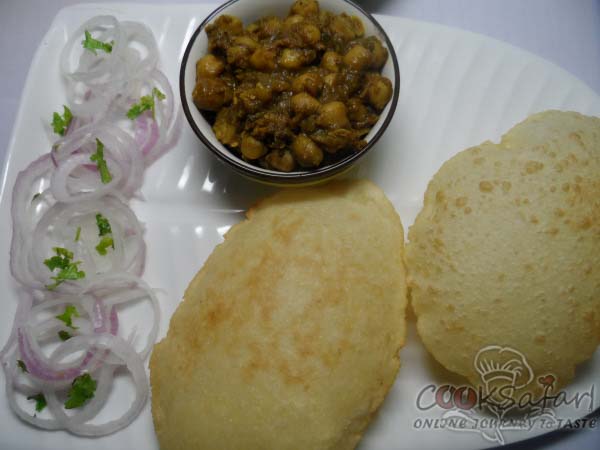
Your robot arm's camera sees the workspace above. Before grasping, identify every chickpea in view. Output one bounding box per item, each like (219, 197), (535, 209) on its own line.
(213, 108), (240, 147)
(321, 51), (342, 72)
(283, 14), (304, 30)
(350, 16), (365, 37)
(232, 35), (259, 50)
(291, 71), (323, 96)
(196, 54), (225, 78)
(271, 78), (291, 93)
(343, 45), (372, 71)
(253, 83), (272, 102)
(346, 98), (377, 127)
(249, 16), (282, 38)
(250, 47), (277, 71)
(266, 150), (295, 172)
(241, 134), (267, 159)
(322, 73), (339, 88)
(365, 76), (393, 111)
(292, 134), (323, 167)
(192, 77), (232, 111)
(290, 0), (319, 17)
(262, 16), (282, 35)
(368, 38), (388, 69)
(214, 122), (238, 147)
(318, 101), (350, 129)
(329, 14), (363, 41)
(213, 15), (243, 35)
(279, 48), (313, 70)
(291, 92), (320, 115)
(239, 83), (272, 113)
(226, 45), (252, 68)
(298, 23), (321, 46)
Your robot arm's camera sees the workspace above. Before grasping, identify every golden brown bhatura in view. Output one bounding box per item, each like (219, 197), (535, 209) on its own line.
(150, 180), (407, 450)
(407, 111), (600, 400)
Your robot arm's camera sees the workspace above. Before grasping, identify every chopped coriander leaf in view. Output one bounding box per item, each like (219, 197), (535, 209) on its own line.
(44, 247), (85, 290)
(89, 138), (112, 184)
(51, 105), (73, 137)
(95, 213), (112, 236)
(126, 87), (166, 120)
(27, 393), (47, 413)
(44, 247), (74, 271)
(74, 226), (82, 242)
(152, 87), (166, 101)
(95, 236), (114, 256)
(58, 330), (72, 341)
(64, 373), (96, 409)
(47, 263), (85, 290)
(17, 360), (28, 373)
(55, 305), (79, 329)
(81, 30), (113, 55)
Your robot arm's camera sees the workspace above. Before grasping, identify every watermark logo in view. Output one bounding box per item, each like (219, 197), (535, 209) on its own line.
(413, 345), (596, 444)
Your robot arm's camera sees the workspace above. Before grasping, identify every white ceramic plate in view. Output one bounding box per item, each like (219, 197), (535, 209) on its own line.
(1, 3), (599, 450)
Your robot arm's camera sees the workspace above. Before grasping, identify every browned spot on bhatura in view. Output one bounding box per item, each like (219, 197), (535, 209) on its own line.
(525, 160), (544, 174)
(569, 132), (585, 148)
(534, 335), (546, 344)
(479, 181), (493, 192)
(473, 157), (485, 165)
(464, 207), (472, 214)
(455, 197), (468, 207)
(273, 216), (304, 244)
(546, 227), (559, 236)
(555, 208), (565, 217)
(204, 291), (233, 329)
(584, 311), (596, 323)
(579, 217), (593, 230)
(530, 215), (539, 224)
(502, 181), (512, 192)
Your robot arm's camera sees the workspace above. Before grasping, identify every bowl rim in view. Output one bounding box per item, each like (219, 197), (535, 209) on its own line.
(179, 0), (400, 184)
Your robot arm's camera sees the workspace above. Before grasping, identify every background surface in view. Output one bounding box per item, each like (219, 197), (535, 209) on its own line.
(0, 1), (599, 449)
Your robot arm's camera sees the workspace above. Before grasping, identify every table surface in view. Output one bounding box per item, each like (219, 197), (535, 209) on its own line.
(1, 1), (599, 449)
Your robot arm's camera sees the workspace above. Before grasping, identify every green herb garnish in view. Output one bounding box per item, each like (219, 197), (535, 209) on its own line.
(126, 87), (166, 120)
(95, 213), (112, 236)
(27, 393), (47, 413)
(17, 360), (28, 373)
(58, 330), (72, 341)
(51, 105), (73, 137)
(95, 236), (114, 256)
(94, 213), (114, 255)
(64, 373), (96, 409)
(74, 226), (82, 242)
(89, 138), (112, 184)
(44, 248), (85, 290)
(81, 30), (113, 54)
(55, 305), (79, 329)
(44, 247), (73, 271)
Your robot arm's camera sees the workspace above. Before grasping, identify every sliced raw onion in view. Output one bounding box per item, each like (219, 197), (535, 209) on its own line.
(3, 14), (181, 436)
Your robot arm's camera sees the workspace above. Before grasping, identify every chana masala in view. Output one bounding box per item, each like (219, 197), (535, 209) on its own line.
(193, 0), (393, 172)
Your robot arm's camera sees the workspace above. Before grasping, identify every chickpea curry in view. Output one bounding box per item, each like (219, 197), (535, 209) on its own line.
(193, 0), (394, 172)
